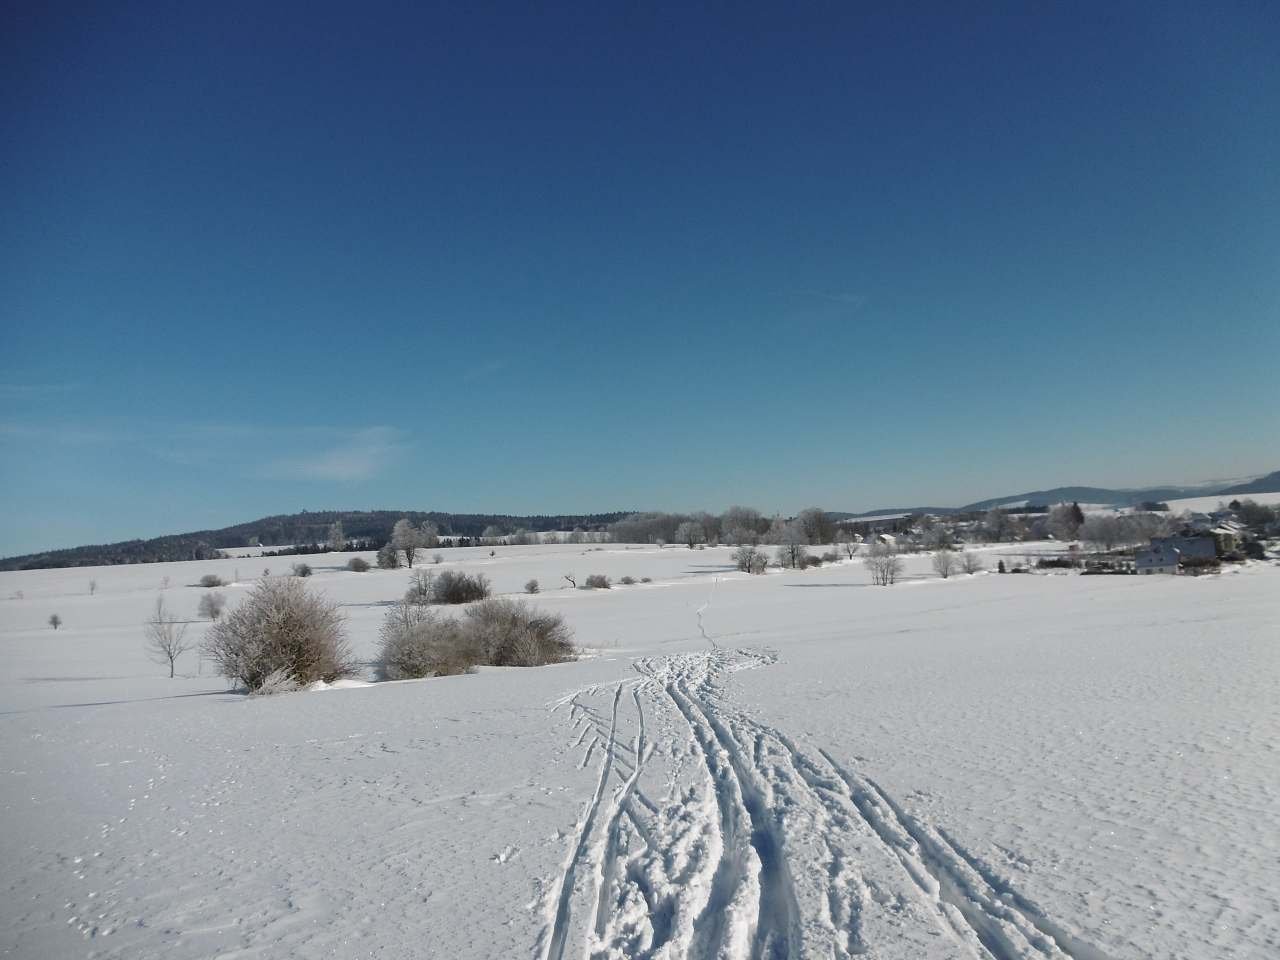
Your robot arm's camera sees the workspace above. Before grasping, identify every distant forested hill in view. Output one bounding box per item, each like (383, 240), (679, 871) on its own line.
(0, 510), (632, 571)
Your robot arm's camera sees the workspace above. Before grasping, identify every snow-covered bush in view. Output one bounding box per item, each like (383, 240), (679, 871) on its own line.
(619, 575), (636, 585)
(346, 556), (370, 572)
(203, 577), (354, 692)
(431, 570), (491, 604)
(582, 574), (611, 589)
(376, 597), (573, 678)
(932, 548), (957, 579)
(250, 668), (300, 696)
(376, 543), (398, 569)
(199, 574), (225, 588)
(525, 579), (539, 594)
(959, 551), (984, 574)
(463, 598), (575, 667)
(292, 563), (312, 577)
(377, 603), (477, 680)
(865, 543), (903, 586)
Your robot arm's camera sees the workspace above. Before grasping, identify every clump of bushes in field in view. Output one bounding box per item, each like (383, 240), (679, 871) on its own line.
(199, 574), (226, 588)
(377, 597), (575, 680)
(525, 579), (539, 594)
(292, 562), (312, 577)
(619, 575), (636, 585)
(733, 545), (769, 574)
(582, 574), (611, 589)
(404, 569), (492, 605)
(347, 556), (370, 572)
(203, 577), (355, 692)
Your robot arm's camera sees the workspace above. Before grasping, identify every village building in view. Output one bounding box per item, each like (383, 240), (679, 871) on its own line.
(1136, 543), (1180, 575)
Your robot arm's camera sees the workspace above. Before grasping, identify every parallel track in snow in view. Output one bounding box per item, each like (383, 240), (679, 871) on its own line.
(542, 646), (1114, 960)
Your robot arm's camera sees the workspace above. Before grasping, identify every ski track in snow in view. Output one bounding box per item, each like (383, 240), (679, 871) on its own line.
(542, 646), (1116, 960)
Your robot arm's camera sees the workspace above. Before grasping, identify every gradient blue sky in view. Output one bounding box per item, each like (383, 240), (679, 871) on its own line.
(3, 2), (1277, 554)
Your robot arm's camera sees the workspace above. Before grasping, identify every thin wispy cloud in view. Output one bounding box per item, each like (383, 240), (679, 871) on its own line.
(0, 382), (82, 399)
(261, 426), (409, 482)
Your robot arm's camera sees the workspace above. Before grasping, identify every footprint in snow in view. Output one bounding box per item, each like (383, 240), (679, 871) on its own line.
(491, 845), (520, 864)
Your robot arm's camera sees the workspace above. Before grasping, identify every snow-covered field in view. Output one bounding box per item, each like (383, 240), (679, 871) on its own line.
(1163, 491), (1280, 515)
(2, 543), (1277, 959)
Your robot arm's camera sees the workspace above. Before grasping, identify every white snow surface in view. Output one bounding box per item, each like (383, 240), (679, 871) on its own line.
(1163, 491), (1280, 514)
(2, 543), (1278, 959)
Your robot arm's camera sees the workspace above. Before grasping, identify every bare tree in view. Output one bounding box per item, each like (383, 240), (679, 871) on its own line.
(959, 550), (984, 574)
(1081, 515), (1136, 552)
(674, 521), (705, 549)
(721, 506), (765, 545)
(692, 512), (721, 545)
(774, 522), (810, 568)
(145, 597), (192, 678)
(931, 547), (957, 579)
(48, 613), (62, 630)
(835, 530), (860, 559)
(198, 591), (227, 620)
(864, 542), (903, 586)
(984, 508), (1015, 542)
(797, 507), (834, 546)
(327, 520), (345, 552)
(733, 545), (768, 574)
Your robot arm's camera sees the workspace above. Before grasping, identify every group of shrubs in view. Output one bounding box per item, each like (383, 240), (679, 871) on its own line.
(404, 569), (492, 605)
(200, 566), (575, 693)
(377, 597), (575, 679)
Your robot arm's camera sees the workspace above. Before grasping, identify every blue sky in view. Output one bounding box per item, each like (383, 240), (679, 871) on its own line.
(3, 2), (1277, 554)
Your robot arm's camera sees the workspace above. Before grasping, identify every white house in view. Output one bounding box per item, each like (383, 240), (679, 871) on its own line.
(1136, 543), (1179, 575)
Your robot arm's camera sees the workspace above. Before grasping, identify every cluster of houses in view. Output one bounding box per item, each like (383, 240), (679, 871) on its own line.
(1134, 509), (1250, 575)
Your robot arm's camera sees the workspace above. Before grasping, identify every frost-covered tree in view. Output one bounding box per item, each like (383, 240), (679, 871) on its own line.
(376, 542), (399, 569)
(145, 597), (192, 678)
(327, 520), (345, 552)
(392, 518), (421, 567)
(864, 542), (903, 586)
(733, 545), (768, 574)
(674, 521), (705, 549)
(774, 522), (810, 568)
(721, 506), (765, 545)
(1047, 503), (1082, 541)
(959, 550), (984, 574)
(835, 530), (859, 559)
(984, 508), (1015, 542)
(198, 591), (227, 620)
